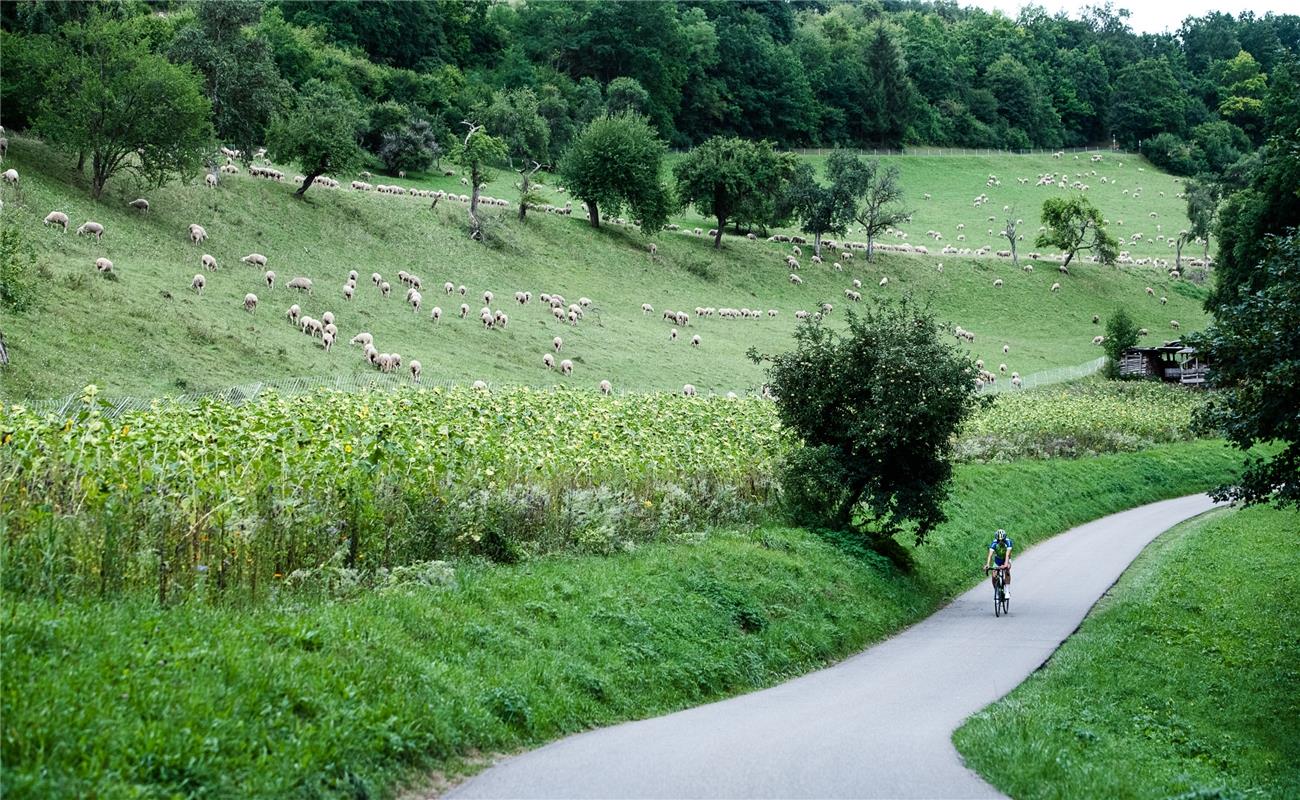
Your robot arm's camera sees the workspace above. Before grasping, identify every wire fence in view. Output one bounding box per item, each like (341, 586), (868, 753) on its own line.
(19, 356), (1107, 418)
(978, 356), (1107, 395)
(745, 146), (1131, 158)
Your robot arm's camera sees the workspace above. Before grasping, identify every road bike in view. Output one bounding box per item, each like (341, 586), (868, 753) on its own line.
(985, 565), (1010, 617)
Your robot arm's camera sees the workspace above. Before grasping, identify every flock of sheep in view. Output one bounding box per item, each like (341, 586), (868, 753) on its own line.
(4, 139), (1202, 397)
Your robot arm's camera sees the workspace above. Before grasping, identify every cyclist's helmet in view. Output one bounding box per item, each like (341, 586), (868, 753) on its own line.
(995, 529), (1007, 541)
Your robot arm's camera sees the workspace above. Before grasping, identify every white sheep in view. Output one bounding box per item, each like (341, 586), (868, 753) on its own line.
(552, 336), (563, 352)
(380, 281), (391, 298)
(1003, 344), (1010, 354)
(241, 253), (267, 267)
(789, 273), (803, 285)
(350, 332), (373, 347)
(191, 273), (206, 294)
(691, 334), (701, 347)
(286, 277), (313, 294)
(408, 289), (422, 313)
(993, 279), (1003, 288)
(264, 270), (276, 290)
(1170, 320), (1180, 329)
(204, 173), (218, 188)
(560, 359), (574, 376)
(124, 198), (149, 213)
(879, 276), (889, 287)
(543, 353), (556, 370)
(287, 304), (301, 324)
(409, 360), (422, 382)
(343, 284), (354, 301)
(2, 168), (17, 184)
(599, 379), (612, 395)
(642, 303), (654, 314)
(372, 272), (383, 286)
(431, 306), (442, 322)
(649, 243), (658, 257)
(444, 281), (455, 294)
(201, 253), (218, 271)
(682, 383), (697, 397)
(244, 293), (258, 312)
(76, 221), (105, 242)
(1051, 282), (1061, 292)
(322, 331), (335, 352)
(94, 257), (113, 273)
(189, 224), (208, 245)
(473, 380), (489, 391)
(483, 290), (494, 305)
(460, 303), (470, 318)
(1160, 296), (1168, 305)
(43, 211), (70, 232)
(579, 297), (592, 309)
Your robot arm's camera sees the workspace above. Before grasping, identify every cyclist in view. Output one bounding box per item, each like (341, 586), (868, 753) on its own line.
(984, 529), (1013, 599)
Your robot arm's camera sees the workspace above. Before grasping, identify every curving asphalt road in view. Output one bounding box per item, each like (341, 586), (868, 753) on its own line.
(449, 494), (1219, 799)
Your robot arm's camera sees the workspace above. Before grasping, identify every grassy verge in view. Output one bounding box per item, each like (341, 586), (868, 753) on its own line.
(1, 440), (1248, 798)
(953, 504), (1300, 800)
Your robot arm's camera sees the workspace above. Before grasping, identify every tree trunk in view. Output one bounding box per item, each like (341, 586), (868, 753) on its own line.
(76, 150), (86, 174)
(714, 215), (725, 249)
(1009, 234), (1018, 267)
(90, 154), (106, 199)
(814, 232), (822, 257)
(517, 170), (530, 221)
(866, 232), (875, 262)
(468, 167), (482, 239)
(587, 200), (600, 228)
(296, 157), (328, 198)
(1062, 250), (1075, 269)
(1175, 236), (1184, 270)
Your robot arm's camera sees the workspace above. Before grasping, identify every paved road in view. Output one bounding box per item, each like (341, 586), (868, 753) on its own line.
(450, 494), (1219, 799)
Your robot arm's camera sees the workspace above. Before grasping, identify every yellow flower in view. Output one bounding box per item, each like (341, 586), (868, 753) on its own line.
(344, 443), (353, 453)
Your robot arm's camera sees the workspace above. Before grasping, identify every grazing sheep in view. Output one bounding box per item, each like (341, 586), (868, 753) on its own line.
(76, 221), (105, 242)
(287, 304), (301, 324)
(241, 253), (268, 267)
(1051, 282), (1061, 292)
(1011, 376), (1023, 388)
(459, 303), (470, 318)
(1146, 287), (1155, 296)
(371, 272), (383, 286)
(189, 224), (208, 245)
(444, 281), (455, 294)
(879, 276), (889, 287)
(408, 289), (422, 313)
(264, 270), (276, 290)
(993, 279), (1003, 288)
(473, 380), (489, 391)
(1003, 344), (1010, 354)
(350, 332), (373, 347)
(483, 290), (494, 305)
(1092, 335), (1105, 345)
(94, 257), (113, 273)
(1138, 328), (1149, 336)
(560, 359), (574, 376)
(201, 253), (218, 271)
(409, 360), (422, 382)
(318, 311), (333, 327)
(128, 198), (150, 212)
(2, 168), (17, 185)
(343, 284), (354, 301)
(191, 274), (206, 294)
(579, 297), (593, 309)
(598, 379), (613, 395)
(204, 173), (219, 188)
(642, 303), (654, 314)
(543, 353), (555, 369)
(323, 322), (337, 339)
(1092, 314), (1100, 324)
(43, 211), (70, 231)
(691, 334), (701, 347)
(244, 293), (258, 312)
(322, 331), (335, 352)
(364, 345), (379, 365)
(669, 327), (680, 341)
(1160, 296), (1168, 305)
(458, 285), (467, 296)
(1170, 320), (1180, 329)
(549, 336), (562, 353)
(286, 277), (313, 294)
(430, 306), (442, 322)
(682, 384), (697, 397)
(789, 273), (803, 285)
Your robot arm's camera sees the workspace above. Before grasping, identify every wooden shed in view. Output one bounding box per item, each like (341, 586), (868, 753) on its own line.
(1118, 340), (1209, 385)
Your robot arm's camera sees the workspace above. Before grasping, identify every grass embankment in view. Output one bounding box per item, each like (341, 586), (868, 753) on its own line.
(0, 136), (1209, 401)
(1, 440), (1248, 799)
(954, 504), (1299, 800)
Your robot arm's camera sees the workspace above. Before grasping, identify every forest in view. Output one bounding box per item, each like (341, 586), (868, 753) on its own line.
(3, 0), (1297, 176)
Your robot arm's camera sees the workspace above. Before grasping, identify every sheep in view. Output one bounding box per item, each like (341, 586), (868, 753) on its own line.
(597, 379), (612, 395)
(1051, 282), (1061, 292)
(430, 306), (442, 323)
(343, 284), (354, 301)
(879, 276), (889, 287)
(544, 336), (560, 354)
(408, 289), (422, 313)
(1092, 335), (1105, 345)
(205, 173), (218, 188)
(649, 243), (658, 257)
(543, 353), (556, 369)
(495, 310), (509, 329)
(409, 360), (422, 382)
(323, 322), (338, 339)
(682, 383), (697, 397)
(691, 334), (701, 347)
(264, 270), (276, 290)
(281, 276), (311, 295)
(364, 344), (379, 365)
(241, 253), (268, 267)
(244, 293), (258, 312)
(287, 304), (301, 324)
(128, 198), (150, 212)
(43, 211), (70, 232)
(579, 297), (593, 309)
(458, 285), (467, 296)
(768, 309), (778, 317)
(1059, 265), (1070, 275)
(1170, 320), (1180, 329)
(559, 359), (574, 376)
(191, 273), (206, 294)
(198, 253), (218, 271)
(76, 221), (105, 242)
(789, 274), (803, 285)
(1146, 287), (1155, 296)
(642, 303), (654, 315)
(675, 311), (689, 326)
(318, 330), (334, 352)
(350, 332), (373, 347)
(380, 281), (391, 298)
(993, 279), (1003, 288)
(1138, 328), (1149, 337)
(483, 290), (494, 305)
(444, 281), (455, 295)
(459, 303), (470, 319)
(189, 224), (208, 245)
(852, 279), (862, 289)
(94, 257), (114, 273)
(1, 168), (17, 184)
(1011, 376), (1023, 388)
(1160, 296), (1168, 305)
(999, 364), (1007, 373)
(372, 272), (383, 286)
(473, 380), (489, 391)
(669, 327), (679, 341)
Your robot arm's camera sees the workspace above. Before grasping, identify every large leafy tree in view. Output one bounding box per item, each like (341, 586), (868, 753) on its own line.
(481, 87), (550, 168)
(560, 112), (670, 234)
(1194, 231), (1300, 507)
(862, 22), (917, 148)
(673, 137), (795, 248)
(267, 80), (366, 197)
(749, 299), (978, 545)
(785, 162), (857, 257)
(1035, 196), (1119, 268)
(169, 0), (289, 162)
(36, 15), (212, 199)
(379, 118), (440, 175)
(831, 154), (910, 261)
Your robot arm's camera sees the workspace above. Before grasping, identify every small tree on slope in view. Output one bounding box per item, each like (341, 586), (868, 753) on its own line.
(1035, 196), (1118, 268)
(268, 81), (365, 198)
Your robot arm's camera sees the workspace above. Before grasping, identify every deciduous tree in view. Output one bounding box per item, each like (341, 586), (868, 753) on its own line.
(673, 137), (794, 248)
(267, 80), (365, 197)
(1035, 196), (1119, 268)
(560, 112), (670, 234)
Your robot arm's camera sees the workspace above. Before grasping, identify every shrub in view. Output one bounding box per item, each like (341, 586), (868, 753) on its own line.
(1102, 308), (1141, 379)
(0, 215), (40, 312)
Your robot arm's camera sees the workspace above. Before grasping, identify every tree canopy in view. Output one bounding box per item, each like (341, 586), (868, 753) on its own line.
(267, 80), (365, 196)
(560, 112), (670, 233)
(673, 137), (795, 248)
(1035, 196), (1119, 268)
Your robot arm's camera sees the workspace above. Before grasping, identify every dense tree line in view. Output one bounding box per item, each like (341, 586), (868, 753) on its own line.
(4, 1), (1298, 166)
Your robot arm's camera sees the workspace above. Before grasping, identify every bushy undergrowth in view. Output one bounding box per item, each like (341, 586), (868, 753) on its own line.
(958, 381), (1205, 461)
(0, 385), (786, 600)
(955, 504), (1300, 799)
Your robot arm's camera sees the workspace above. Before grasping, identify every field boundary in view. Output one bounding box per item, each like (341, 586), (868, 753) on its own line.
(14, 357), (1106, 416)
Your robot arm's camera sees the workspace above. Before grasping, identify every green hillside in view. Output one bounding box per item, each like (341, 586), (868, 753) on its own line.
(0, 136), (1210, 402)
